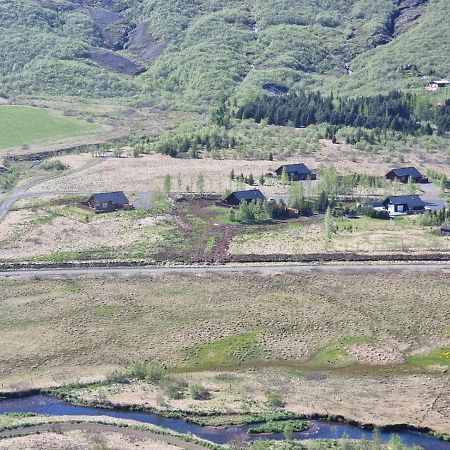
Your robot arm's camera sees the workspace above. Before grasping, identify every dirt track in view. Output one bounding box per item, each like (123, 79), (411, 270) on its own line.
(0, 158), (102, 222)
(0, 262), (448, 278)
(0, 422), (206, 450)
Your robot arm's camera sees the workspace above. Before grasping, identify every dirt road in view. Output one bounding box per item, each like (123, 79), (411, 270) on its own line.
(0, 262), (448, 278)
(0, 422), (208, 450)
(0, 158), (103, 222)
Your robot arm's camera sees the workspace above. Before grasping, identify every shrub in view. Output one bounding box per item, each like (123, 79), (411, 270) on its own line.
(162, 377), (188, 399)
(360, 205), (390, 220)
(248, 419), (308, 434)
(106, 369), (129, 384)
(129, 362), (164, 383)
(265, 390), (285, 408)
(189, 383), (211, 400)
(41, 159), (67, 171)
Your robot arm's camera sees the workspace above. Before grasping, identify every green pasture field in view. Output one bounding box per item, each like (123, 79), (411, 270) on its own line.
(0, 105), (102, 150)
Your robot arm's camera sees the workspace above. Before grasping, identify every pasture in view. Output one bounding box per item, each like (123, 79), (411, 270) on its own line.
(0, 106), (102, 150)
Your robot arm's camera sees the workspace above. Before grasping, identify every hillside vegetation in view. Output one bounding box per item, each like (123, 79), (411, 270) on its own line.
(0, 0), (449, 108)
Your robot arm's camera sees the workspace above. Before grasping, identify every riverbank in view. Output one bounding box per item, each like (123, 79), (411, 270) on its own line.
(2, 376), (450, 443)
(39, 365), (450, 435)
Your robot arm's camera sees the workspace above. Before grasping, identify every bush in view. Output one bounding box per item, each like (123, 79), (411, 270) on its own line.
(265, 390), (285, 408)
(40, 159), (67, 171)
(106, 369), (130, 384)
(189, 383), (211, 400)
(248, 419), (308, 434)
(129, 362), (164, 383)
(162, 377), (188, 400)
(360, 205), (390, 220)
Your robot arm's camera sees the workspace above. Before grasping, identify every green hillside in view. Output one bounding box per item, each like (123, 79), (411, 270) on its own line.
(0, 106), (102, 149)
(1, 0), (449, 109)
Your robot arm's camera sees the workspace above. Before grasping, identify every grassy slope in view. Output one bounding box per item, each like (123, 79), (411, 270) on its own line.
(1, 0), (449, 108)
(0, 106), (102, 149)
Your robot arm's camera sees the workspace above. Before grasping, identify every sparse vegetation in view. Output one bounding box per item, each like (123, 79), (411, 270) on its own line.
(1, 272), (449, 436)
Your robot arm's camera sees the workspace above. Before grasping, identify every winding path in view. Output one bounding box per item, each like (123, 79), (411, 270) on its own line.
(0, 422), (208, 449)
(0, 158), (103, 222)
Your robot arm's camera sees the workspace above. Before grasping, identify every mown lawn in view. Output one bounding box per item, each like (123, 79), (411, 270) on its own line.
(0, 106), (102, 149)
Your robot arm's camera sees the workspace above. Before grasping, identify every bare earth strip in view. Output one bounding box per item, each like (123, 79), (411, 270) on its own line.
(0, 421), (206, 450)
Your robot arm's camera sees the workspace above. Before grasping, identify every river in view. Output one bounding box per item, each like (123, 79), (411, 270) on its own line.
(0, 395), (449, 449)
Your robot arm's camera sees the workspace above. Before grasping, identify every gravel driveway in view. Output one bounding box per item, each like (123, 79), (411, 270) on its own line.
(420, 183), (447, 211)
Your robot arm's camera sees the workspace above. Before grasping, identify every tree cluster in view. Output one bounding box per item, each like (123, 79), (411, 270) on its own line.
(359, 205), (391, 220)
(229, 200), (276, 224)
(238, 90), (450, 138)
(418, 208), (450, 226)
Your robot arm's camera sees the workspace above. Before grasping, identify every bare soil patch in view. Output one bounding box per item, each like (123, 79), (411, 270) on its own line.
(87, 48), (145, 75)
(154, 197), (239, 263)
(126, 21), (167, 63)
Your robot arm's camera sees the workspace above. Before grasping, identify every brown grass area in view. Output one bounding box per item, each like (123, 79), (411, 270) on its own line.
(230, 217), (450, 255)
(30, 153), (289, 195)
(30, 142), (450, 196)
(316, 139), (450, 177)
(71, 368), (450, 433)
(0, 416), (195, 449)
(0, 197), (172, 261)
(0, 271), (448, 386)
(0, 272), (449, 432)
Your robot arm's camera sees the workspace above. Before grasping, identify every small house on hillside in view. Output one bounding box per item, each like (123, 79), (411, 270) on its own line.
(275, 163), (316, 181)
(385, 167), (427, 184)
(382, 195), (426, 215)
(427, 79), (450, 91)
(224, 189), (266, 206)
(84, 191), (132, 213)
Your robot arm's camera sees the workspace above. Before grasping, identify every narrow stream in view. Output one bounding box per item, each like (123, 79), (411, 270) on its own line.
(0, 395), (449, 449)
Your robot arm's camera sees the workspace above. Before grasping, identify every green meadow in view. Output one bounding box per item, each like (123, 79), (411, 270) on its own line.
(0, 106), (102, 150)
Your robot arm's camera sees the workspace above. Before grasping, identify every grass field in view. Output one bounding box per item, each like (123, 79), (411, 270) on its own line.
(0, 106), (102, 150)
(0, 271), (449, 432)
(230, 216), (450, 255)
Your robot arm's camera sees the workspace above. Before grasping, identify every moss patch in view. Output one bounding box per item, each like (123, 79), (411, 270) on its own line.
(180, 329), (264, 370)
(308, 337), (376, 367)
(407, 348), (450, 368)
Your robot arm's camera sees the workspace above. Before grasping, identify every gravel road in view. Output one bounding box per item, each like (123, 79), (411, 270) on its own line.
(0, 262), (448, 278)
